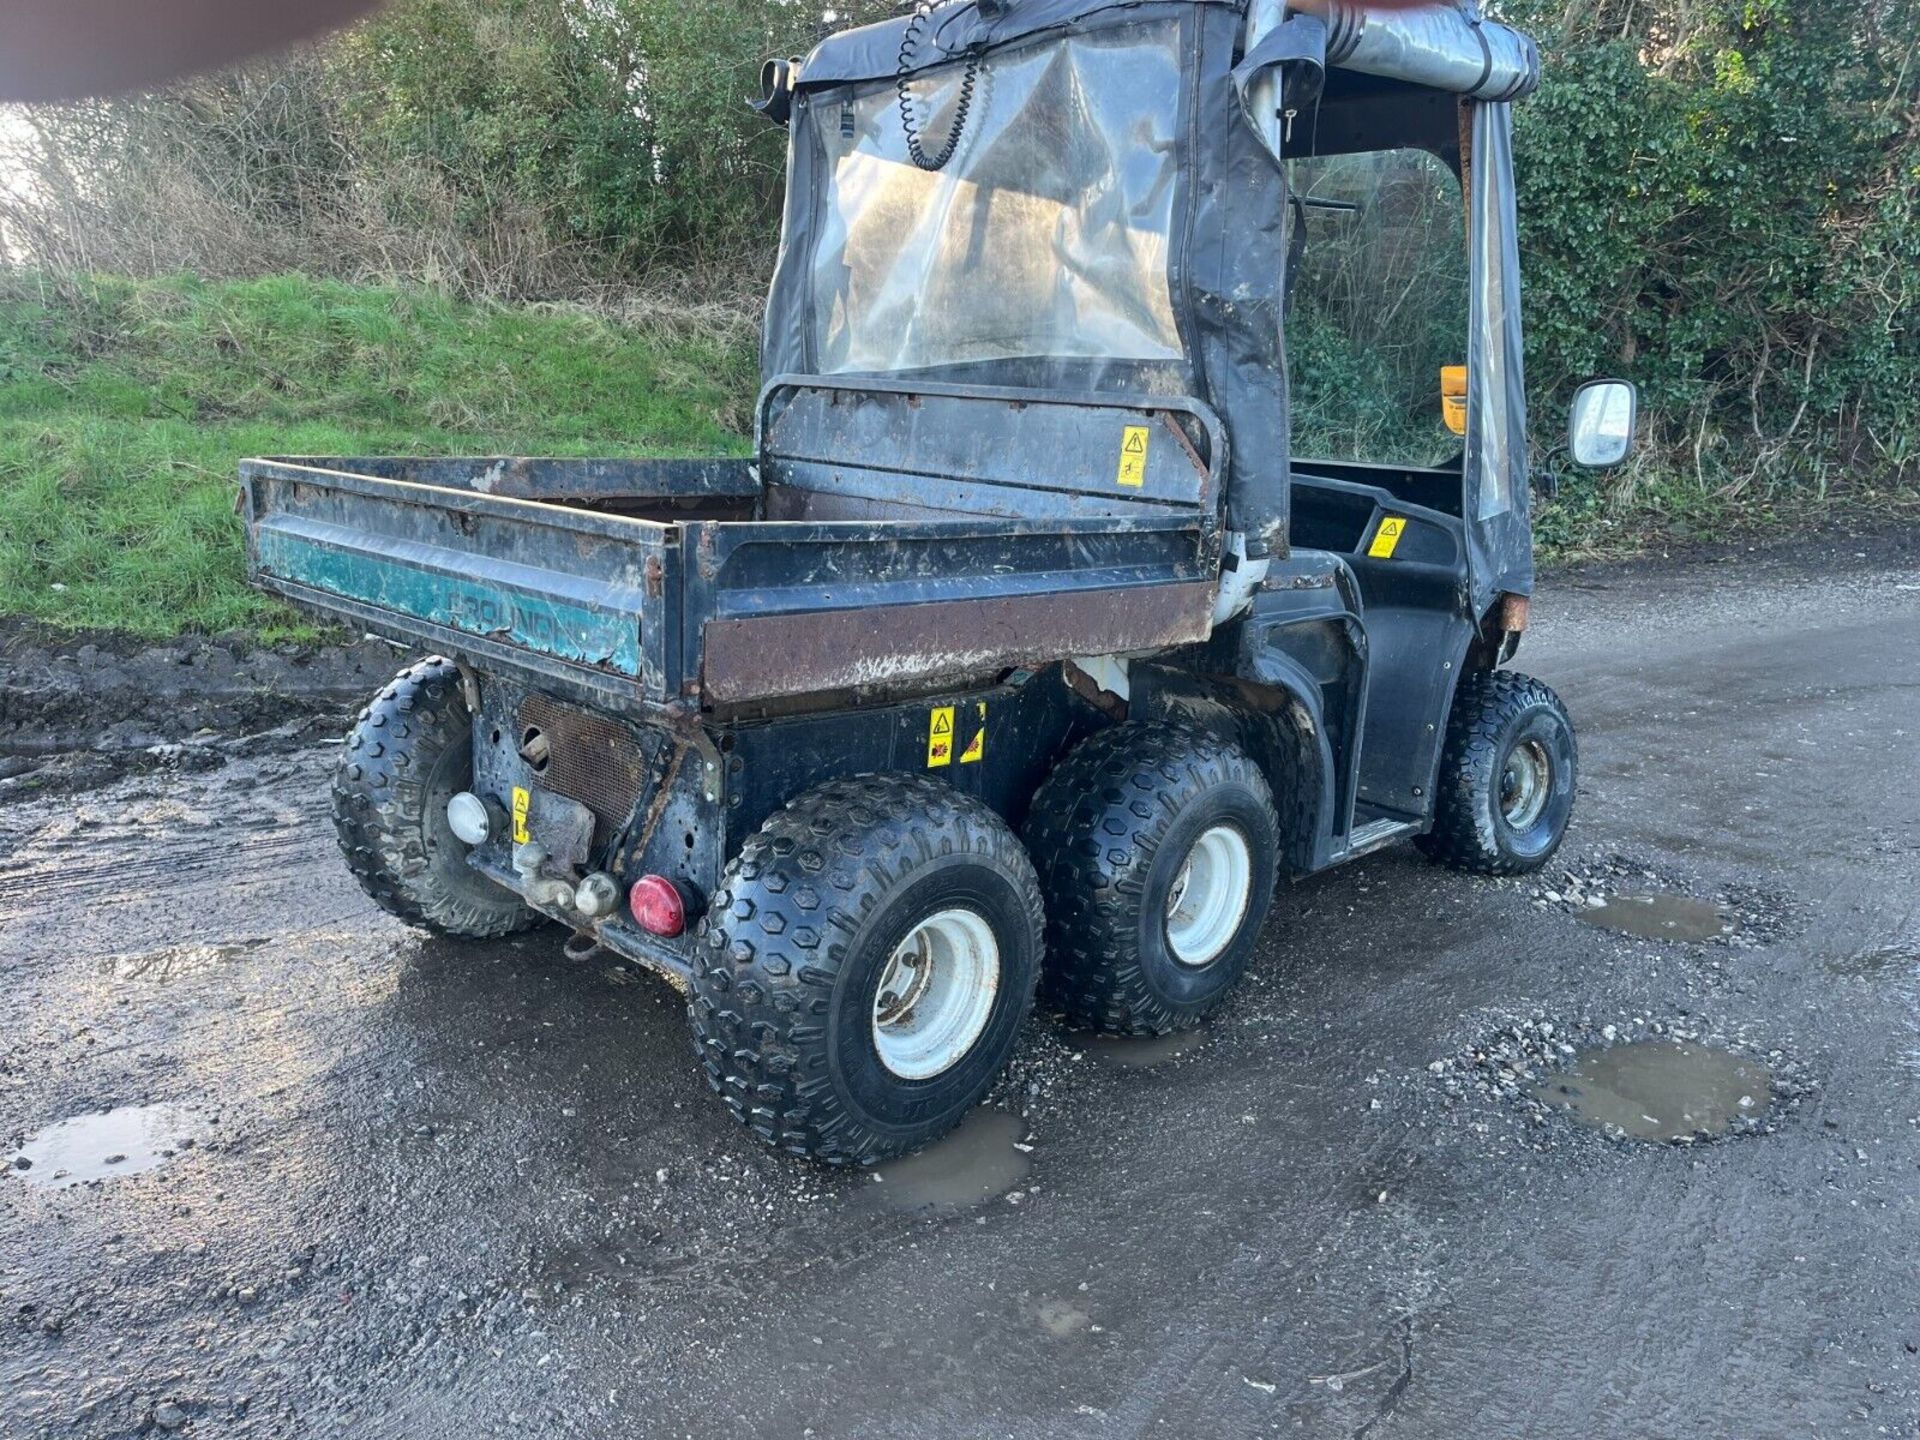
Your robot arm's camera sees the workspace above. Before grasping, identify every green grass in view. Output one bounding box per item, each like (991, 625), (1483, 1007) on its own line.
(4, 271), (1909, 640)
(0, 272), (758, 637)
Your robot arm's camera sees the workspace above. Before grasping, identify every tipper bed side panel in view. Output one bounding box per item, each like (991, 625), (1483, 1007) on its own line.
(273, 456), (758, 513)
(242, 459), (677, 707)
(691, 382), (1228, 704)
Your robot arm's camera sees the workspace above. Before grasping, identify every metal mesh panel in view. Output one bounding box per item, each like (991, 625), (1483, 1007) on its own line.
(516, 694), (649, 850)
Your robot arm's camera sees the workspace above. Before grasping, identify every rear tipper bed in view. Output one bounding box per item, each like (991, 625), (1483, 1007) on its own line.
(243, 383), (1224, 716)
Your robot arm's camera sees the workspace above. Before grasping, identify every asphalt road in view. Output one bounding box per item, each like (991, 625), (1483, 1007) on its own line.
(4, 537), (1918, 1439)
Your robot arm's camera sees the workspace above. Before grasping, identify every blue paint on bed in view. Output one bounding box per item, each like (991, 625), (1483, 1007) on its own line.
(257, 529), (642, 676)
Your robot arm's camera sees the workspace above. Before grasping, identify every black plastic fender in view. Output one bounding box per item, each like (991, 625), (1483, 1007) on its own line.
(1234, 553), (1369, 871)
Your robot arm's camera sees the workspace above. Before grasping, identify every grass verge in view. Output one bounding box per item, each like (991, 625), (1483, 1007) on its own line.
(0, 271), (758, 637)
(1, 269), (1910, 640)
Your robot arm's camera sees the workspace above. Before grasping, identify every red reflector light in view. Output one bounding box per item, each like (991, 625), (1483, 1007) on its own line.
(629, 876), (687, 938)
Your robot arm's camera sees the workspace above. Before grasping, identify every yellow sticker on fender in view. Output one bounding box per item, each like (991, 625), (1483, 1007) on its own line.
(927, 707), (955, 768)
(1117, 425), (1151, 488)
(960, 704), (987, 764)
(511, 786), (532, 844)
(1369, 517), (1408, 560)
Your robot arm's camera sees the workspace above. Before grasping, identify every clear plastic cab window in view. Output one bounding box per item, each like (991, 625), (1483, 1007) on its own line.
(1285, 148), (1468, 470)
(810, 22), (1185, 376)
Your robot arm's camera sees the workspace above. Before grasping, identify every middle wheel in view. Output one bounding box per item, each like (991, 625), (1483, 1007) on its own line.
(1026, 724), (1281, 1036)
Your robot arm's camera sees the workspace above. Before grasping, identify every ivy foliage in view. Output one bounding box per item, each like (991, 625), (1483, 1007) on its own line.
(337, 0), (898, 269)
(1506, 0), (1918, 503)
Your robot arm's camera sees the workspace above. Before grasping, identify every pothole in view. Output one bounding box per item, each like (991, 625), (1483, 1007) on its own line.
(6, 1104), (206, 1188)
(1084, 1028), (1208, 1069)
(1826, 947), (1919, 979)
(1577, 894), (1739, 943)
(865, 1108), (1031, 1213)
(1531, 851), (1796, 948)
(1528, 1040), (1769, 1142)
(1426, 1012), (1812, 1145)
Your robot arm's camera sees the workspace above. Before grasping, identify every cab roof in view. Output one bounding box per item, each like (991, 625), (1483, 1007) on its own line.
(800, 0), (1539, 103)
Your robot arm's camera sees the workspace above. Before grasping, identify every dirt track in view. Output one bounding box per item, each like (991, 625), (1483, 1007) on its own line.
(3, 533), (1919, 1438)
(0, 622), (412, 791)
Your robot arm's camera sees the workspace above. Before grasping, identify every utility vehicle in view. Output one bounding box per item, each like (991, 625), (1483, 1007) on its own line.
(243, 0), (1638, 1164)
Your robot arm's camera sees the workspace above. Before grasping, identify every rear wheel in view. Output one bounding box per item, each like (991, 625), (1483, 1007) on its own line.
(333, 658), (538, 939)
(689, 774), (1043, 1166)
(1416, 670), (1577, 875)
(1025, 725), (1281, 1036)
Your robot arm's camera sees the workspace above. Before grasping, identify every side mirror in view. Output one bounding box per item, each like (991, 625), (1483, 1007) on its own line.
(1568, 379), (1638, 470)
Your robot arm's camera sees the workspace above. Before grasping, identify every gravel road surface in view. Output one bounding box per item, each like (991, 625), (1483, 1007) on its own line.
(4, 536), (1918, 1438)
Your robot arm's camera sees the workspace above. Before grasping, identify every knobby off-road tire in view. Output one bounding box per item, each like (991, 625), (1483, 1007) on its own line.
(1025, 724), (1281, 1037)
(690, 774), (1044, 1166)
(333, 657), (538, 938)
(1416, 669), (1577, 876)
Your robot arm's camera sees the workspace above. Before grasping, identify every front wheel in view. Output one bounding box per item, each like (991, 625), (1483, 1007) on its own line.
(689, 774), (1044, 1166)
(1025, 725), (1281, 1036)
(1416, 670), (1577, 876)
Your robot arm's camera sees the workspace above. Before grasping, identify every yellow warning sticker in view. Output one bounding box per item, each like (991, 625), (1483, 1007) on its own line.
(1369, 517), (1408, 560)
(1117, 425), (1151, 488)
(927, 707), (955, 768)
(960, 704), (987, 765)
(511, 786), (532, 844)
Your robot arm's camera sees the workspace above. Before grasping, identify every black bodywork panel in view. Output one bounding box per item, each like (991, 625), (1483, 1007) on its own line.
(459, 666), (1107, 985)
(1291, 467), (1476, 824)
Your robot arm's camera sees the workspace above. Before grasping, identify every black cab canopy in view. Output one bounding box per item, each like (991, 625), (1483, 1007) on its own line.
(764, 1), (1538, 606)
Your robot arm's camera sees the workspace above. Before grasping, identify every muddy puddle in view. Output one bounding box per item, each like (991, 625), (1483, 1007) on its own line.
(866, 1108), (1030, 1213)
(1826, 947), (1918, 979)
(6, 1103), (206, 1189)
(99, 938), (270, 983)
(1530, 1040), (1770, 1142)
(1084, 1028), (1208, 1069)
(1577, 893), (1739, 943)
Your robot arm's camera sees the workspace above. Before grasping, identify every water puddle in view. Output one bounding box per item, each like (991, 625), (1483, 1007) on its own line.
(866, 1109), (1030, 1213)
(1529, 1040), (1770, 1142)
(99, 938), (269, 983)
(1084, 1028), (1208, 1069)
(1826, 948), (1918, 979)
(5, 1104), (205, 1188)
(1577, 893), (1738, 943)
(1035, 1297), (1093, 1338)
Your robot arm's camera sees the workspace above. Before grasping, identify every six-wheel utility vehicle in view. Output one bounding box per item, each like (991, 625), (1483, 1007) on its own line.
(243, 0), (1639, 1164)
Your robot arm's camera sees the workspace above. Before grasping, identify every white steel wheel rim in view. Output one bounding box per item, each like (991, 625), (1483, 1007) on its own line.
(871, 908), (1002, 1081)
(1166, 824), (1254, 968)
(1501, 738), (1553, 831)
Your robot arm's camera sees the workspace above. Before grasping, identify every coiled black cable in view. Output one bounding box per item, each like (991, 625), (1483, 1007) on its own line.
(896, 2), (981, 172)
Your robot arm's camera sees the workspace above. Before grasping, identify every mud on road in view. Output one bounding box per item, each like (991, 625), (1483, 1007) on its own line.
(4, 534), (1920, 1438)
(0, 621), (414, 790)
